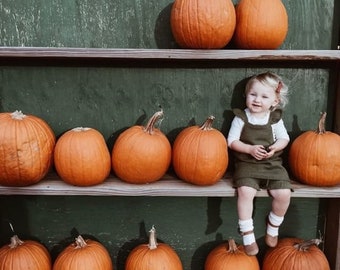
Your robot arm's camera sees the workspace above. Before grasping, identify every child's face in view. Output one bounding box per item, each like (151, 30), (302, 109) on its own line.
(245, 80), (279, 116)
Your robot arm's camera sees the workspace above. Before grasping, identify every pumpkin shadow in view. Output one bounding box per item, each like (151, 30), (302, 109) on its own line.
(154, 3), (179, 49)
(106, 111), (147, 151)
(190, 233), (225, 270)
(116, 221), (152, 270)
(49, 227), (101, 263)
(166, 117), (196, 146)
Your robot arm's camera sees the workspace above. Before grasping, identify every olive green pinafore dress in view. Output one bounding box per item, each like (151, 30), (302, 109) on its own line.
(232, 109), (290, 185)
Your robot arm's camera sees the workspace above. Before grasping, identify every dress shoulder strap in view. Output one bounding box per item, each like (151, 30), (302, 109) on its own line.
(232, 108), (248, 123)
(270, 109), (283, 124)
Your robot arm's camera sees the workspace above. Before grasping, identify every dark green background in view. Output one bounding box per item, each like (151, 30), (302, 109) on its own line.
(0, 0), (338, 269)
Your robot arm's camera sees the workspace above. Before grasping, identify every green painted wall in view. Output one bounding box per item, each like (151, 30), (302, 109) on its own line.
(0, 0), (338, 269)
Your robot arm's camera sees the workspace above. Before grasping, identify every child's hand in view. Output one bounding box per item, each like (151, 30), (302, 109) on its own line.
(250, 145), (268, 160)
(264, 146), (276, 158)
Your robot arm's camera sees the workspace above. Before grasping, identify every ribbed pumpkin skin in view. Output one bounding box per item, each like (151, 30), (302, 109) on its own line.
(53, 236), (113, 270)
(0, 235), (52, 270)
(233, 0), (288, 49)
(205, 240), (260, 270)
(170, 0), (236, 49)
(289, 130), (340, 186)
(125, 227), (183, 270)
(172, 118), (228, 185)
(262, 238), (330, 270)
(112, 111), (171, 184)
(0, 111), (56, 186)
(125, 243), (183, 270)
(289, 113), (340, 187)
(54, 127), (111, 186)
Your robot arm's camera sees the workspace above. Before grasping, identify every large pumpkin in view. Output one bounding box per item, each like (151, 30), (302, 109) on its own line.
(112, 110), (171, 184)
(170, 0), (236, 49)
(205, 239), (260, 270)
(233, 0), (288, 49)
(54, 127), (111, 186)
(262, 238), (330, 270)
(0, 110), (56, 186)
(53, 235), (113, 270)
(0, 234), (52, 269)
(172, 116), (228, 185)
(289, 112), (340, 186)
(125, 226), (183, 270)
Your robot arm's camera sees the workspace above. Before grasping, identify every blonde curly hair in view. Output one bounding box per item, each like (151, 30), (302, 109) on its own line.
(245, 72), (289, 109)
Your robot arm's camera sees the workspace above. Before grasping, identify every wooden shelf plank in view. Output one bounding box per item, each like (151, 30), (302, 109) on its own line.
(0, 47), (339, 61)
(0, 173), (339, 197)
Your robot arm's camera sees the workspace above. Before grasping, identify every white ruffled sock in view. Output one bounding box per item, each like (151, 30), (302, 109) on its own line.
(239, 219), (255, 245)
(267, 211), (284, 237)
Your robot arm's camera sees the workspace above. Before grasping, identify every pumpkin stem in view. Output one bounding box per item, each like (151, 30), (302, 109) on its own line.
(144, 109), (164, 135)
(148, 225), (158, 250)
(9, 235), (24, 248)
(317, 112), (327, 134)
(74, 235), (88, 249)
(199, 116), (215, 131)
(227, 238), (241, 254)
(10, 110), (26, 120)
(294, 238), (323, 251)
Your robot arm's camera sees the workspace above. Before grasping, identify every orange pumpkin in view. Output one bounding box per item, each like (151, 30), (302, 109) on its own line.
(54, 127), (111, 186)
(0, 110), (56, 186)
(233, 0), (288, 49)
(0, 234), (52, 269)
(172, 116), (228, 185)
(112, 110), (171, 184)
(125, 226), (183, 270)
(289, 112), (340, 186)
(205, 239), (260, 270)
(262, 238), (330, 270)
(53, 235), (113, 270)
(170, 0), (236, 49)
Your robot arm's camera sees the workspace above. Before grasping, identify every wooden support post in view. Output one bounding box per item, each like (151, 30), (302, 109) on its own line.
(324, 198), (340, 270)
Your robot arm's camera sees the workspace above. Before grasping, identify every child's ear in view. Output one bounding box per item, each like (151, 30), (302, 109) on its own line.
(273, 97), (280, 107)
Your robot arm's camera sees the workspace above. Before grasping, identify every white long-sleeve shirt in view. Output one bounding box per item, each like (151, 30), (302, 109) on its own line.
(227, 108), (290, 147)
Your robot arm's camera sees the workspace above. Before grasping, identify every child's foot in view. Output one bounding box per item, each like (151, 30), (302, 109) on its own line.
(244, 241), (259, 256)
(265, 215), (280, 247)
(241, 230), (259, 256)
(265, 234), (278, 247)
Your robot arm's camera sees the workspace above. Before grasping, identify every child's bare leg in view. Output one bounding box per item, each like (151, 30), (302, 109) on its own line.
(266, 188), (291, 247)
(237, 186), (258, 255)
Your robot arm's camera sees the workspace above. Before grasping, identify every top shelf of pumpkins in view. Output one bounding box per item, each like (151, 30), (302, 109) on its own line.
(0, 109), (340, 195)
(1, 0), (338, 62)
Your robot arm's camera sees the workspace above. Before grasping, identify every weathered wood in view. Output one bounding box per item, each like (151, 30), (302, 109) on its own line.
(324, 199), (340, 270)
(0, 173), (339, 197)
(0, 47), (339, 61)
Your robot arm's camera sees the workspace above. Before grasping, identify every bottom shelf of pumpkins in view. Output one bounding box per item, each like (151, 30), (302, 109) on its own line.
(0, 224), (331, 270)
(0, 109), (340, 193)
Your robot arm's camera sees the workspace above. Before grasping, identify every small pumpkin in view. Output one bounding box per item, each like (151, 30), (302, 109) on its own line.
(170, 0), (236, 49)
(172, 116), (228, 185)
(112, 110), (171, 184)
(53, 235), (113, 270)
(0, 234), (52, 269)
(205, 239), (260, 270)
(0, 110), (56, 186)
(289, 112), (340, 186)
(233, 0), (288, 49)
(262, 238), (330, 270)
(54, 127), (111, 186)
(125, 226), (183, 270)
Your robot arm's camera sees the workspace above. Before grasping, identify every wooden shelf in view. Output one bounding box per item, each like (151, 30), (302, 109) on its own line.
(0, 47), (339, 62)
(1, 173), (339, 197)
